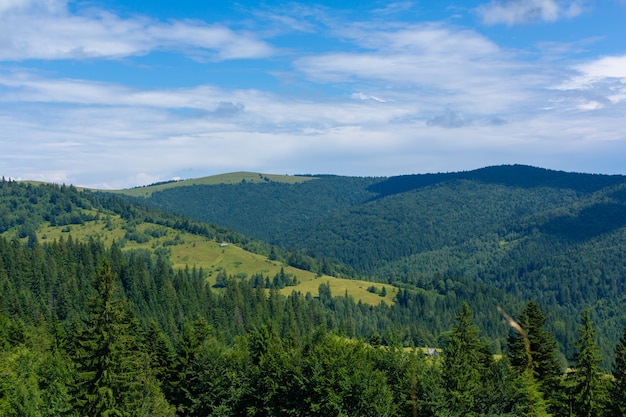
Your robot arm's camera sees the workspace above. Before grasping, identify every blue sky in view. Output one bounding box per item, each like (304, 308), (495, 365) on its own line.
(1, 0), (625, 188)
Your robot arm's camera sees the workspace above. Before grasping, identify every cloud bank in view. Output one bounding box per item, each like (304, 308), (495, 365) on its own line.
(0, 0), (274, 60)
(0, 0), (625, 188)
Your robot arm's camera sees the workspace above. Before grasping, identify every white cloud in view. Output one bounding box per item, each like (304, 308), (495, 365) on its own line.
(295, 23), (539, 116)
(2, 83), (625, 188)
(558, 55), (626, 92)
(0, 0), (30, 13)
(477, 0), (586, 25)
(0, 0), (65, 14)
(554, 54), (626, 108)
(372, 2), (416, 16)
(1, 2), (625, 187)
(578, 55), (626, 79)
(0, 0), (274, 61)
(250, 3), (328, 35)
(352, 92), (387, 103)
(576, 100), (603, 110)
(0, 71), (418, 131)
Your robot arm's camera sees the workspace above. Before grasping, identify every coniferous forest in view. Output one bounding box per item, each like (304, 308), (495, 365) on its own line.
(2, 167), (626, 416)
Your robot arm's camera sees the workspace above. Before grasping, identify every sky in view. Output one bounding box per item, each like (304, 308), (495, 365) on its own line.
(1, 0), (625, 189)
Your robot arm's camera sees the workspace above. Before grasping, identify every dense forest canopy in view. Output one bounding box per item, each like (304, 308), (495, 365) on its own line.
(0, 176), (517, 350)
(134, 165), (626, 361)
(2, 167), (626, 415)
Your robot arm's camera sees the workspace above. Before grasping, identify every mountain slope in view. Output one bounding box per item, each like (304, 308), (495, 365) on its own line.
(115, 172), (316, 197)
(141, 175), (379, 242)
(129, 165), (626, 361)
(0, 178), (392, 305)
(1, 177), (522, 353)
(135, 165), (626, 274)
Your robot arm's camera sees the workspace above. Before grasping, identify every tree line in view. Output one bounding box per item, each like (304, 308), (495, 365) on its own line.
(3, 175), (626, 414)
(2, 234), (626, 415)
(6, 171), (626, 361)
(136, 168), (626, 363)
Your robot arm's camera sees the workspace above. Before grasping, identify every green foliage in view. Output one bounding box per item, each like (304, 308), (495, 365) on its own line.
(144, 176), (378, 244)
(442, 303), (485, 415)
(0, 316), (74, 417)
(134, 165), (626, 365)
(610, 326), (626, 416)
(0, 230), (541, 416)
(473, 356), (530, 417)
(507, 302), (565, 414)
(570, 310), (608, 417)
(3, 171), (626, 415)
(73, 259), (173, 416)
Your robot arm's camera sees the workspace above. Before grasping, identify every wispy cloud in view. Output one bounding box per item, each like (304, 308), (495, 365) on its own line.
(477, 0), (586, 25)
(0, 0), (274, 61)
(554, 55), (626, 109)
(250, 3), (329, 35)
(427, 107), (471, 128)
(577, 55), (626, 79)
(371, 2), (416, 16)
(0, 1), (624, 187)
(295, 22), (538, 116)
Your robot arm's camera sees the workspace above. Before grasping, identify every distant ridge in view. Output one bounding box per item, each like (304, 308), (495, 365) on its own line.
(114, 171), (316, 197)
(367, 164), (626, 198)
(113, 165), (626, 198)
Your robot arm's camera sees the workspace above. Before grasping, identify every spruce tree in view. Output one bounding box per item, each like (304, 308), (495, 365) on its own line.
(73, 258), (173, 416)
(507, 301), (563, 413)
(610, 325), (626, 416)
(145, 321), (177, 400)
(571, 310), (607, 417)
(442, 302), (483, 416)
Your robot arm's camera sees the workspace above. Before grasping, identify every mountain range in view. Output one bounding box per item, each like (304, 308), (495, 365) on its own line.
(3, 164), (626, 363)
(119, 164), (626, 361)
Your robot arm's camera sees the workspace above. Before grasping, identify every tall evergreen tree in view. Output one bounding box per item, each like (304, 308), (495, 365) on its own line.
(507, 301), (564, 414)
(473, 355), (531, 417)
(442, 302), (484, 416)
(73, 258), (173, 416)
(571, 310), (607, 417)
(609, 325), (626, 416)
(144, 321), (177, 400)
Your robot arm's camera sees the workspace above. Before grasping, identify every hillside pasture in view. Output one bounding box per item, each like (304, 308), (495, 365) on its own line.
(280, 277), (396, 306)
(112, 171), (317, 197)
(28, 215), (396, 306)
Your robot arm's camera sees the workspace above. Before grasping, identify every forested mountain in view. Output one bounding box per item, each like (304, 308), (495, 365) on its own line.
(0, 177), (518, 352)
(131, 165), (626, 361)
(3, 171), (626, 415)
(142, 175), (380, 243)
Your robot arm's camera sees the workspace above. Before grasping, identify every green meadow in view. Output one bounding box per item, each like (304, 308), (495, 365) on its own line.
(112, 171), (316, 197)
(32, 215), (395, 306)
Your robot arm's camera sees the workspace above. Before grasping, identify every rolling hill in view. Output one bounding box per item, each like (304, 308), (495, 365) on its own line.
(114, 171), (316, 198)
(0, 179), (394, 307)
(120, 164), (626, 361)
(4, 165), (626, 363)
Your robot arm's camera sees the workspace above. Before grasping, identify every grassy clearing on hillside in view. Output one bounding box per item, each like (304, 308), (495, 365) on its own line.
(112, 172), (317, 197)
(166, 238), (395, 304)
(280, 277), (397, 306)
(22, 216), (396, 306)
(38, 216), (126, 244)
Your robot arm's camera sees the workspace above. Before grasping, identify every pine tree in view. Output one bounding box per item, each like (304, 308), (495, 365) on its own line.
(507, 301), (564, 413)
(609, 325), (626, 416)
(442, 302), (483, 416)
(144, 321), (177, 399)
(169, 316), (213, 413)
(73, 258), (173, 416)
(571, 310), (607, 417)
